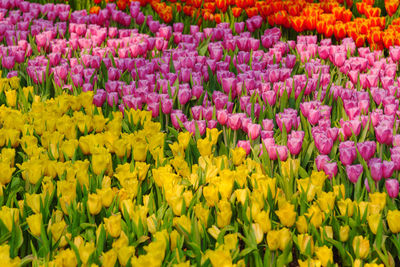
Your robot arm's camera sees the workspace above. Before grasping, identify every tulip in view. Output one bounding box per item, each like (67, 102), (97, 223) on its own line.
(323, 162), (337, 179)
(375, 124), (393, 145)
(247, 123), (261, 140)
(369, 161), (383, 182)
(387, 210), (400, 233)
(26, 213), (42, 237)
(228, 114), (242, 131)
(346, 164), (363, 184)
(357, 141), (376, 161)
(315, 246), (333, 267)
(2, 56), (15, 69)
(314, 134), (333, 155)
(385, 179), (399, 198)
(352, 236), (370, 259)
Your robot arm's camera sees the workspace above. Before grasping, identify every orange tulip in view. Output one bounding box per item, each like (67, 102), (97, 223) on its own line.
(316, 20), (327, 35)
(292, 16), (305, 32)
(245, 7), (258, 17)
(216, 0), (227, 12)
(232, 7), (242, 17)
(334, 23), (346, 39)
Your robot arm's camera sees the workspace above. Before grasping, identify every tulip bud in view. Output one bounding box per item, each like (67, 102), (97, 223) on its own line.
(26, 213), (42, 237)
(88, 193), (102, 215)
(387, 210), (400, 234)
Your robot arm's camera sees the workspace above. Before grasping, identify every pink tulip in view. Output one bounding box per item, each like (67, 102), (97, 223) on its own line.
(386, 179), (399, 198)
(346, 164), (363, 184)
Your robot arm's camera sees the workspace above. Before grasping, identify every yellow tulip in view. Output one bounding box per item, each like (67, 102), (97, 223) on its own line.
(278, 227), (292, 251)
(197, 138), (212, 157)
(102, 249), (118, 267)
(117, 246), (135, 266)
(26, 213), (42, 237)
(315, 246), (333, 267)
(367, 213), (381, 235)
(104, 214), (122, 238)
(5, 90), (17, 107)
(254, 210), (271, 233)
(231, 147), (246, 166)
(352, 235), (370, 259)
(206, 248), (232, 267)
(298, 234), (314, 255)
(88, 193), (102, 215)
(216, 200), (232, 228)
(178, 132), (192, 150)
(252, 223), (264, 244)
(337, 198), (354, 217)
(296, 215), (308, 234)
(275, 202), (296, 227)
(369, 192), (386, 212)
(266, 230), (280, 251)
(387, 210), (400, 233)
(0, 161), (15, 185)
(79, 242), (96, 265)
(339, 225), (350, 242)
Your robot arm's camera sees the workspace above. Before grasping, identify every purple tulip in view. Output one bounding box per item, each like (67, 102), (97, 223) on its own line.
(375, 124), (393, 145)
(357, 141), (376, 161)
(107, 92), (119, 107)
(346, 164), (363, 184)
(248, 123), (261, 140)
(314, 134), (333, 155)
(386, 179), (399, 198)
(217, 110), (228, 126)
(323, 162), (338, 179)
(178, 88), (192, 106)
(288, 137), (302, 155)
(383, 161), (395, 179)
(228, 114), (242, 131)
(2, 56), (15, 69)
(316, 155), (330, 171)
(369, 161), (383, 182)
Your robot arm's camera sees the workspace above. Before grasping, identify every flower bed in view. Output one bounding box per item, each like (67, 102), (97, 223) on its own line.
(0, 0), (399, 266)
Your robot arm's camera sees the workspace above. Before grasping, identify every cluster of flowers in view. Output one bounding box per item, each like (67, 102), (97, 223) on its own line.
(0, 0), (399, 266)
(87, 0), (400, 49)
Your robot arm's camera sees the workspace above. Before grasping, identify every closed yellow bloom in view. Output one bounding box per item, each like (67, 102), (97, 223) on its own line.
(60, 139), (78, 159)
(113, 138), (131, 158)
(104, 214), (122, 238)
(339, 225), (350, 242)
(102, 249), (118, 267)
(298, 234), (314, 255)
(178, 132), (192, 150)
(5, 90), (17, 107)
(132, 139), (148, 162)
(79, 242), (96, 265)
(337, 198), (354, 217)
(206, 128), (221, 146)
(197, 138), (212, 157)
(0, 161), (15, 185)
(231, 147), (246, 166)
(26, 213), (42, 237)
(54, 248), (77, 267)
(117, 246), (135, 266)
(278, 227), (292, 251)
(267, 230), (280, 251)
(203, 185), (219, 207)
(216, 200), (232, 228)
(97, 187), (115, 208)
(387, 210), (400, 233)
(306, 204), (323, 228)
(224, 233), (238, 251)
(315, 246), (333, 267)
(194, 204), (209, 226)
(170, 230), (180, 250)
(50, 220), (67, 242)
(252, 223), (264, 244)
(26, 193), (41, 214)
(206, 248), (232, 267)
(353, 235), (370, 259)
(296, 215), (308, 234)
(317, 191), (335, 213)
(92, 148), (111, 175)
(367, 213), (381, 235)
(297, 177), (316, 202)
(88, 193), (102, 215)
(369, 192), (386, 212)
(275, 202), (296, 227)
(254, 210), (271, 233)
(333, 184), (345, 198)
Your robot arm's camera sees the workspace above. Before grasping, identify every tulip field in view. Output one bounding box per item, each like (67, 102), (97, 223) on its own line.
(1, 0), (400, 266)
